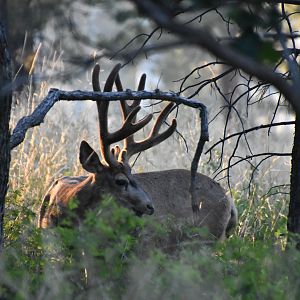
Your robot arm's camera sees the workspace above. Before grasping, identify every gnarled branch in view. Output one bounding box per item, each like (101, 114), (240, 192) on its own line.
(10, 88), (208, 150)
(10, 87), (209, 218)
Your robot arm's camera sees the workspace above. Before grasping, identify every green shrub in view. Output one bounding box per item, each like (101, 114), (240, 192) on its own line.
(1, 191), (299, 300)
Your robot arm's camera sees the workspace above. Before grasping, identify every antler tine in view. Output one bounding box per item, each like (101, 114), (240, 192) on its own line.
(92, 64), (101, 91)
(115, 73), (145, 119)
(115, 73), (127, 118)
(108, 105), (153, 144)
(134, 73), (146, 108)
(93, 63), (154, 166)
(114, 71), (153, 144)
(116, 73), (147, 150)
(115, 71), (177, 162)
(93, 63), (121, 166)
(126, 102), (177, 159)
(150, 102), (175, 136)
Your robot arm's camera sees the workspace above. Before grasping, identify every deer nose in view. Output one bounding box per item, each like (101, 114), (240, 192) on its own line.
(146, 204), (154, 215)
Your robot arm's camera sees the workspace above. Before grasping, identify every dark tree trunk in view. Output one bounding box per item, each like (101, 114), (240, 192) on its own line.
(288, 114), (300, 249)
(0, 0), (8, 32)
(0, 0), (32, 91)
(0, 21), (12, 249)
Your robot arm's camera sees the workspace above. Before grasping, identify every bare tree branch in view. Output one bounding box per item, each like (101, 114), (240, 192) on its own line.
(214, 152), (292, 178)
(190, 105), (209, 218)
(131, 0), (300, 113)
(10, 87), (209, 218)
(205, 121), (295, 154)
(10, 88), (209, 150)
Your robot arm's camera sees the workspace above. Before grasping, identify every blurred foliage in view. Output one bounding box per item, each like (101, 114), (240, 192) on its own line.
(2, 0), (73, 84)
(1, 193), (299, 299)
(0, 0), (286, 86)
(231, 31), (281, 65)
(1, 156), (298, 300)
(1, 0), (148, 87)
(228, 3), (281, 64)
(2, 1), (300, 299)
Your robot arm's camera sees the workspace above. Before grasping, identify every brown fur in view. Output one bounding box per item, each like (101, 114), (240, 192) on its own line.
(38, 175), (92, 228)
(39, 169), (237, 240)
(38, 170), (154, 228)
(134, 169), (237, 240)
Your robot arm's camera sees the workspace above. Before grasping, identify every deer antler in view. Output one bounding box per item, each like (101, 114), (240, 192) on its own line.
(115, 72), (177, 162)
(92, 64), (153, 166)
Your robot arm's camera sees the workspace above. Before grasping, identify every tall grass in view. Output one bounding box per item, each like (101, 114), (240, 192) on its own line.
(2, 69), (296, 299)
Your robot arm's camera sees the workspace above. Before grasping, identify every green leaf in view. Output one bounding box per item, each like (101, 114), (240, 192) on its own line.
(232, 32), (280, 65)
(259, 41), (281, 64)
(67, 197), (78, 210)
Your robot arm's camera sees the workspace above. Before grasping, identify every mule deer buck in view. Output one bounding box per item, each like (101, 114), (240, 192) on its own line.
(38, 64), (237, 240)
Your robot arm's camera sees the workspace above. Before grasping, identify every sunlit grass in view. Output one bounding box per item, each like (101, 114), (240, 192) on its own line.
(3, 66), (295, 299)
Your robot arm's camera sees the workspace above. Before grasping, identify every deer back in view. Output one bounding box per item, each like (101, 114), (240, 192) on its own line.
(134, 169), (236, 240)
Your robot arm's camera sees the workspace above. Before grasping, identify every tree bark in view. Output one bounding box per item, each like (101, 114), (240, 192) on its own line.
(0, 0), (8, 32)
(288, 114), (300, 249)
(0, 21), (12, 249)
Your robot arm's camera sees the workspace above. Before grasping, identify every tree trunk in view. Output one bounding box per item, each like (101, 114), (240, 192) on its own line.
(0, 21), (12, 249)
(288, 114), (300, 249)
(0, 0), (8, 32)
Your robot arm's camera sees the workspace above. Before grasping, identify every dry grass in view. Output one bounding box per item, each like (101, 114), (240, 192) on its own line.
(2, 64), (296, 300)
(6, 60), (291, 244)
(9, 83), (88, 212)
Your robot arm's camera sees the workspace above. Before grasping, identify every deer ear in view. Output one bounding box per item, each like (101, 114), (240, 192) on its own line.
(79, 140), (102, 173)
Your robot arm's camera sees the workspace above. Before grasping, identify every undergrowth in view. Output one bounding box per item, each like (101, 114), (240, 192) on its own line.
(1, 195), (299, 300)
(3, 76), (297, 299)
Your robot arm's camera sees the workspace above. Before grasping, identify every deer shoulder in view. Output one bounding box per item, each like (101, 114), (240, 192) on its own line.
(134, 169), (237, 240)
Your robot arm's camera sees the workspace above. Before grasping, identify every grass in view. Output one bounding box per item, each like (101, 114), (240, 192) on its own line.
(2, 196), (299, 300)
(2, 74), (298, 299)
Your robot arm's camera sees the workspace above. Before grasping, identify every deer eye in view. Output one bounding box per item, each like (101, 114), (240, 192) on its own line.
(115, 178), (128, 187)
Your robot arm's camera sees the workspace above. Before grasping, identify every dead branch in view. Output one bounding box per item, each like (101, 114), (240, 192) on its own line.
(10, 88), (208, 150)
(205, 121), (295, 155)
(10, 87), (209, 217)
(131, 0), (299, 114)
(180, 67), (236, 97)
(190, 105), (209, 218)
(213, 152), (292, 178)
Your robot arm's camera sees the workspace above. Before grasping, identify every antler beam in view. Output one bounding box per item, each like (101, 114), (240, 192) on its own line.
(115, 72), (177, 160)
(92, 64), (155, 166)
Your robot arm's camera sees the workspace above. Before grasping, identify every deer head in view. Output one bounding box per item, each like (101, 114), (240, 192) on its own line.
(78, 63), (177, 216)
